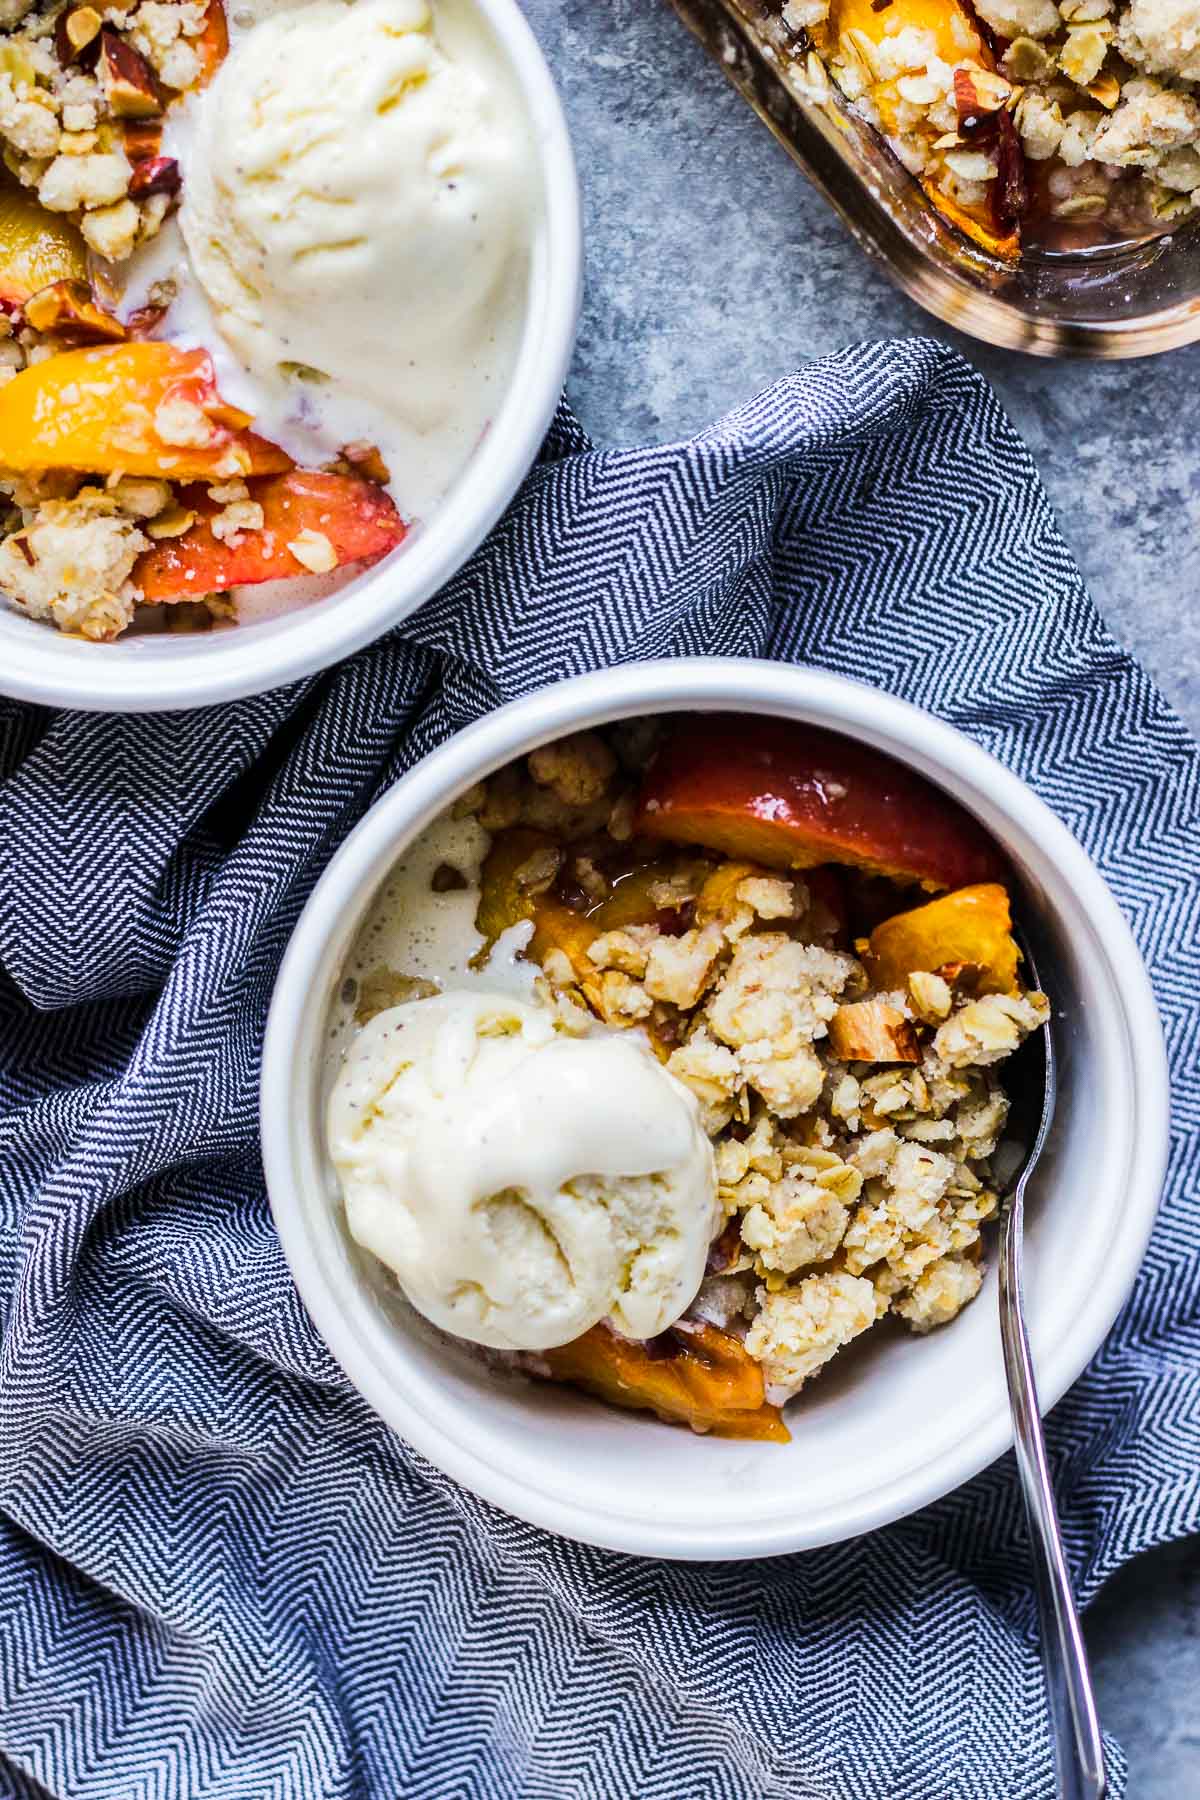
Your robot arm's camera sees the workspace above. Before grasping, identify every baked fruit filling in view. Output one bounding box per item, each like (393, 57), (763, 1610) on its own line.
(0, 0), (404, 639)
(438, 716), (1048, 1443)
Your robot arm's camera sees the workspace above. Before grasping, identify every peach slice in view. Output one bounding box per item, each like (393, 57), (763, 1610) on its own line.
(0, 177), (88, 308)
(476, 830), (712, 972)
(635, 717), (1007, 893)
(474, 830), (716, 1054)
(474, 835), (719, 957)
(863, 882), (1020, 995)
(0, 343), (292, 479)
(136, 471), (405, 601)
(543, 1320), (789, 1442)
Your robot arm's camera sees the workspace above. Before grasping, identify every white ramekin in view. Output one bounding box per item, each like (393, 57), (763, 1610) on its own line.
(261, 659), (1169, 1560)
(0, 0), (580, 715)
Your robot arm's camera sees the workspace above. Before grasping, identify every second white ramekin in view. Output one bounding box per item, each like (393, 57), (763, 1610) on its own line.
(0, 0), (581, 714)
(261, 658), (1169, 1559)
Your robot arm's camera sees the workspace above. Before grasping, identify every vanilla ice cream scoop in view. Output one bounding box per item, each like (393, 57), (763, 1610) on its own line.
(327, 992), (719, 1351)
(180, 0), (529, 450)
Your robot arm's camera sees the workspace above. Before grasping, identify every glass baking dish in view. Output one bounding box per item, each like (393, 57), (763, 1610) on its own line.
(667, 0), (1200, 357)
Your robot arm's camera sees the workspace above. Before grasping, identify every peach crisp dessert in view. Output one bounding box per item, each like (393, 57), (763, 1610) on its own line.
(0, 0), (532, 640)
(772, 0), (1200, 257)
(326, 714), (1050, 1445)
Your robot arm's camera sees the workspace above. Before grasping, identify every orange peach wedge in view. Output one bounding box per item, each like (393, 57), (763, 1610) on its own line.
(136, 471), (405, 601)
(0, 176), (87, 308)
(475, 827), (607, 984)
(863, 882), (1020, 995)
(476, 828), (714, 974)
(634, 716), (1007, 893)
(0, 342), (292, 479)
(543, 1320), (789, 1442)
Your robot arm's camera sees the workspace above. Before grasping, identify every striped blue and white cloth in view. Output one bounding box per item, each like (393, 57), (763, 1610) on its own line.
(0, 338), (1195, 1799)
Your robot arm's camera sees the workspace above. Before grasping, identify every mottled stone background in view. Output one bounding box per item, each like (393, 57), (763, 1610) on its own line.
(522, 0), (1200, 1789)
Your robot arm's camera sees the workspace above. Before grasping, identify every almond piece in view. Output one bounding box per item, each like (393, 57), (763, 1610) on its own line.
(55, 5), (103, 64)
(99, 26), (162, 119)
(122, 117), (163, 162)
(908, 969), (953, 1024)
(128, 155), (180, 199)
(23, 278), (127, 343)
(124, 301), (168, 337)
(827, 1000), (921, 1065)
(145, 504), (196, 539)
(287, 527), (337, 574)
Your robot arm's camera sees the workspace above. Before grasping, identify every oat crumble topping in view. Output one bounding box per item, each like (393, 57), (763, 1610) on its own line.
(790, 0), (1200, 249)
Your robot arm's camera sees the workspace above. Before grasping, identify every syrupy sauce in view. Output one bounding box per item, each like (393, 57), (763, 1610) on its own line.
(1019, 155), (1189, 256)
(950, 66), (1178, 256)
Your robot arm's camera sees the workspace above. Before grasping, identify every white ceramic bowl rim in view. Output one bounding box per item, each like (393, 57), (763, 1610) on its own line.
(0, 0), (581, 714)
(261, 659), (1170, 1559)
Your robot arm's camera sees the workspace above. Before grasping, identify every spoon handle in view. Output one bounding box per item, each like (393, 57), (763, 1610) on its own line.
(999, 1187), (1107, 1800)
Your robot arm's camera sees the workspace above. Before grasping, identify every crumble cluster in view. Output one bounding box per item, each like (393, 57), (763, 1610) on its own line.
(0, 0), (209, 259)
(0, 469), (267, 637)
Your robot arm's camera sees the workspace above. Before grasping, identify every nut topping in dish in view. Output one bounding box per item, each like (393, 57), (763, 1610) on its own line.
(325, 716), (1050, 1444)
(0, 0), (533, 639)
(781, 0), (1200, 256)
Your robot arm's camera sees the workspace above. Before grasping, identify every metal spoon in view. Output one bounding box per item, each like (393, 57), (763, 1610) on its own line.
(998, 934), (1106, 1798)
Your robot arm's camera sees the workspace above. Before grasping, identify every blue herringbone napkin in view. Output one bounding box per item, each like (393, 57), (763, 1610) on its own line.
(0, 338), (1195, 1800)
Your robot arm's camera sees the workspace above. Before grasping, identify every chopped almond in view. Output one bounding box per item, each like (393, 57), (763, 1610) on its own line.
(287, 527), (336, 573)
(122, 117), (163, 162)
(827, 1000), (920, 1064)
(128, 156), (180, 200)
(99, 26), (162, 119)
(340, 440), (390, 485)
(55, 4), (103, 62)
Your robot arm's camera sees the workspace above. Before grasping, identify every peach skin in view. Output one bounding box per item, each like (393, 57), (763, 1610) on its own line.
(136, 471), (405, 601)
(634, 716), (1008, 893)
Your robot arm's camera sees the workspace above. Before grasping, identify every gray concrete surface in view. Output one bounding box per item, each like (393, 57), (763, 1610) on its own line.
(523, 1), (1200, 1789)
(530, 0), (1200, 738)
